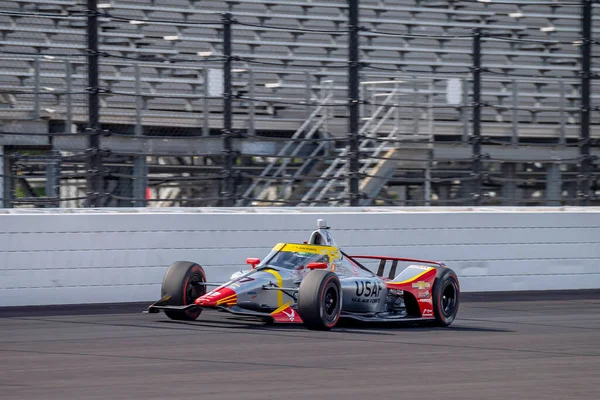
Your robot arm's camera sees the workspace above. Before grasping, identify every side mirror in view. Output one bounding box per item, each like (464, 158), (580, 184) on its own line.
(246, 258), (261, 269)
(307, 262), (328, 270)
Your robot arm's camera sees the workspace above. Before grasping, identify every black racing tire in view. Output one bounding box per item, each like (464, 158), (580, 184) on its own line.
(297, 270), (342, 331)
(432, 268), (460, 327)
(161, 261), (206, 321)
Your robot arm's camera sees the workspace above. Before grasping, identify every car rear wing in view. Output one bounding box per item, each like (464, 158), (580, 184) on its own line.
(347, 255), (446, 280)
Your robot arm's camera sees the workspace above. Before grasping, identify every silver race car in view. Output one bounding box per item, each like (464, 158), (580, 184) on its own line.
(146, 219), (460, 330)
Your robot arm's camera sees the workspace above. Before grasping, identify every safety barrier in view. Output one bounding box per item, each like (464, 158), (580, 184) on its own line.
(1, 207), (599, 306)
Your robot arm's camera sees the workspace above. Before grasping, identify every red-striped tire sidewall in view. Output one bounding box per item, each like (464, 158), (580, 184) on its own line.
(320, 275), (341, 328)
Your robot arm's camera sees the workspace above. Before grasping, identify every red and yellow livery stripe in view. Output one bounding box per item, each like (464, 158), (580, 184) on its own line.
(387, 267), (435, 286)
(195, 287), (237, 307)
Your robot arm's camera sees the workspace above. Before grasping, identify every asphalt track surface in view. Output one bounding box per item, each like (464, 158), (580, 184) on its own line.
(1, 292), (599, 400)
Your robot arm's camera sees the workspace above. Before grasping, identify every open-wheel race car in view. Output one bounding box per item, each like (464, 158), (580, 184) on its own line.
(146, 219), (460, 330)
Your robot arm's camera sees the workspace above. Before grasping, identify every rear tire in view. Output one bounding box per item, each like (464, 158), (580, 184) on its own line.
(432, 268), (459, 327)
(297, 270), (342, 331)
(161, 261), (206, 321)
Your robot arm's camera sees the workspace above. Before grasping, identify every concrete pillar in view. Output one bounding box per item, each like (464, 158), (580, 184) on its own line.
(501, 163), (517, 205)
(546, 163), (562, 206)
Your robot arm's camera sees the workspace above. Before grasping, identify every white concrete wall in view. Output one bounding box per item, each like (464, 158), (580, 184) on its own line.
(1, 207), (599, 307)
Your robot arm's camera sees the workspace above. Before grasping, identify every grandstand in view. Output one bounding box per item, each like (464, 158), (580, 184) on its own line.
(0, 0), (599, 207)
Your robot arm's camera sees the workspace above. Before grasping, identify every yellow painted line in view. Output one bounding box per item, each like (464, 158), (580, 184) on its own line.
(270, 301), (292, 315)
(388, 267), (434, 285)
(264, 268), (284, 307)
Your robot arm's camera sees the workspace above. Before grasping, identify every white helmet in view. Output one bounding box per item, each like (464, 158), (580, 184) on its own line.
(308, 219), (337, 247)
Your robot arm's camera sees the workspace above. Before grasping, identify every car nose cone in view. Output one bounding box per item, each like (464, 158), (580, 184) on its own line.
(195, 287), (237, 307)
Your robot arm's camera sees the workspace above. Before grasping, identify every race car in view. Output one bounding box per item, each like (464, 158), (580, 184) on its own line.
(146, 219), (459, 330)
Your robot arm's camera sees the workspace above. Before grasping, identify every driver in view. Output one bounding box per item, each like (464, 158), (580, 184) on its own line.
(308, 219), (338, 247)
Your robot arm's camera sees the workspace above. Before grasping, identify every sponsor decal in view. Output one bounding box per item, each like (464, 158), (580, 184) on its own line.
(328, 248), (341, 260)
(282, 308), (296, 322)
(270, 302), (302, 323)
(297, 246), (317, 252)
(422, 308), (433, 317)
(418, 298), (433, 304)
(352, 298), (381, 304)
(355, 281), (382, 297)
(412, 281), (431, 290)
(417, 291), (430, 299)
(352, 280), (383, 303)
(412, 265), (431, 270)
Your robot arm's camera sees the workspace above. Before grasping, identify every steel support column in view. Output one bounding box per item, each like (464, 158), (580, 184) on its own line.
(65, 60), (73, 133)
(471, 28), (483, 206)
(34, 58), (40, 120)
(347, 0), (360, 206)
(248, 69), (255, 136)
(222, 12), (235, 207)
(85, 0), (103, 207)
(461, 77), (469, 143)
(579, 0), (592, 206)
(45, 151), (61, 208)
(133, 64), (148, 207)
(1, 149), (13, 208)
(546, 163), (562, 206)
(203, 68), (210, 136)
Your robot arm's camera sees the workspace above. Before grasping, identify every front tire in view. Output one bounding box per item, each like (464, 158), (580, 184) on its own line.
(297, 270), (342, 331)
(432, 268), (459, 327)
(161, 261), (206, 321)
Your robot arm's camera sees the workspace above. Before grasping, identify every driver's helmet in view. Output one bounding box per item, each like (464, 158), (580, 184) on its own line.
(307, 220), (337, 247)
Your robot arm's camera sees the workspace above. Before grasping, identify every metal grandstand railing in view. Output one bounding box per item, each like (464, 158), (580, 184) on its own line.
(237, 82), (335, 206)
(0, 0), (599, 208)
(299, 83), (421, 205)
